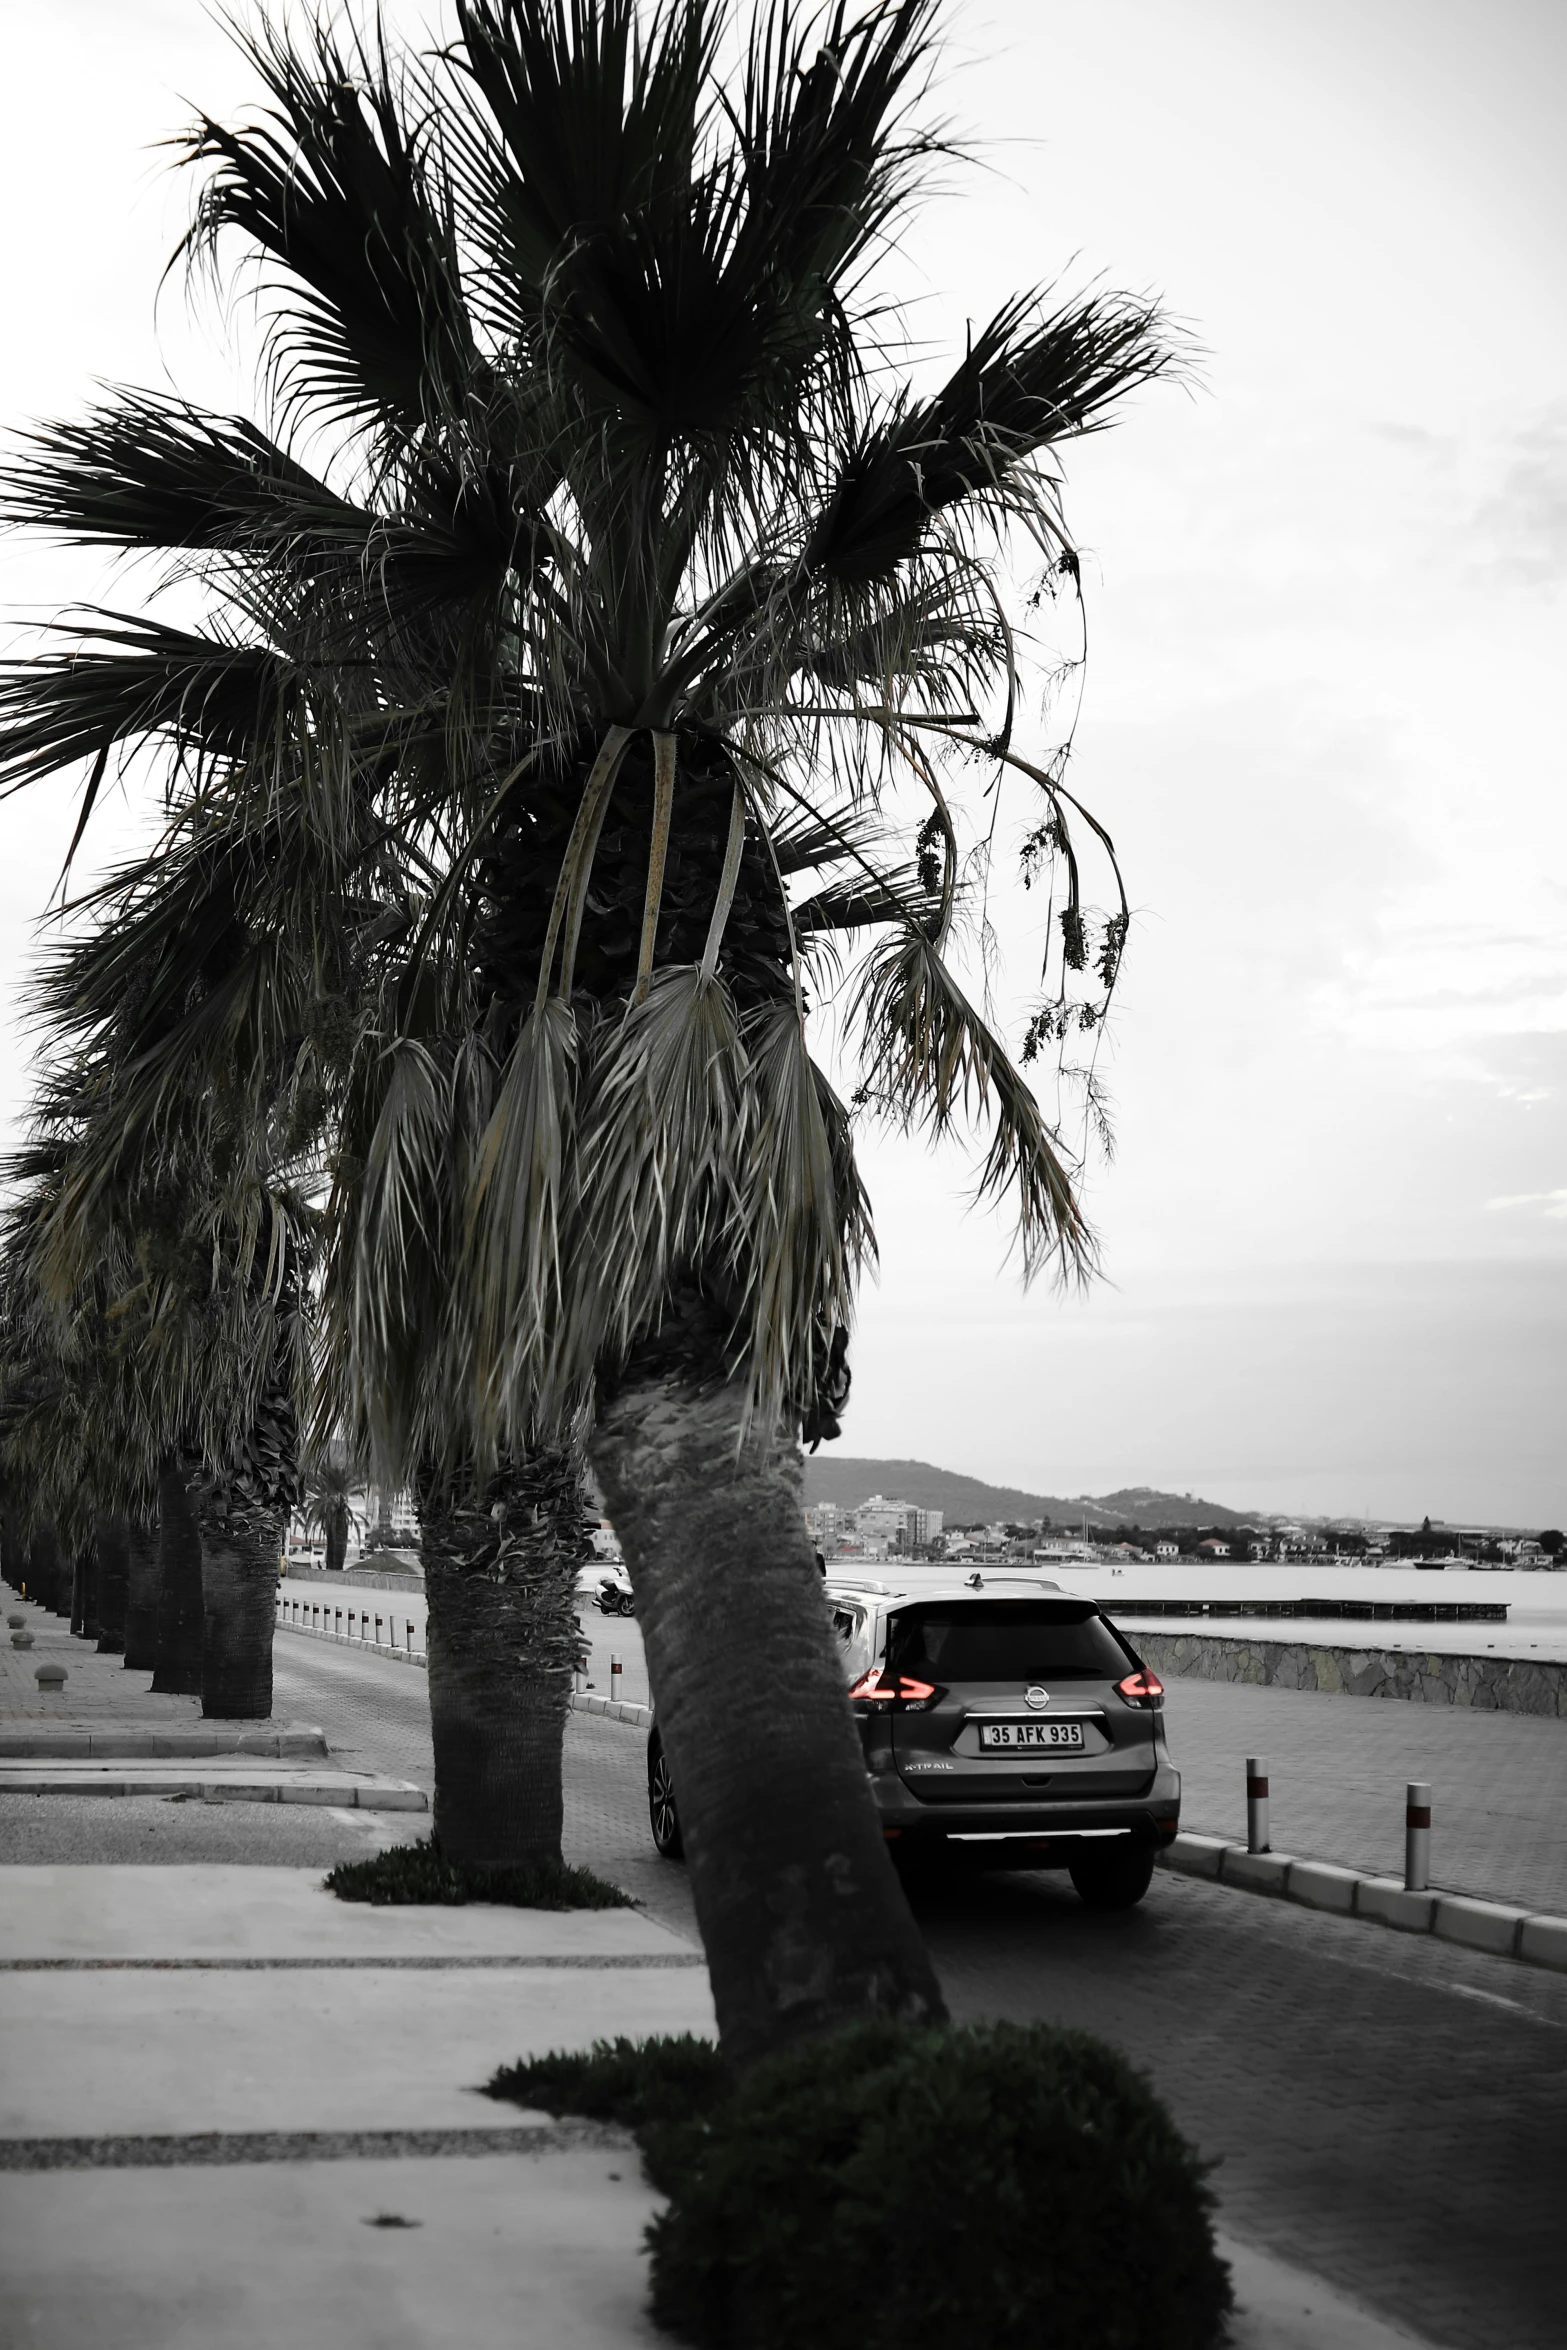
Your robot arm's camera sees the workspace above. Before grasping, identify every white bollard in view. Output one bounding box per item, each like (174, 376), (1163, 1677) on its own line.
(610, 1654), (624, 1699)
(1246, 1755), (1270, 1855)
(1405, 1781), (1431, 1892)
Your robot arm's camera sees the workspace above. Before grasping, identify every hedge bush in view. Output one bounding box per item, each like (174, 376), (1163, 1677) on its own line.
(493, 2023), (1231, 2350)
(325, 1836), (631, 1909)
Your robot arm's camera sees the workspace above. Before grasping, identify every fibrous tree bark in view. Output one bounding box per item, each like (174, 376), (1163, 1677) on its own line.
(122, 1520), (159, 1670)
(196, 1492), (282, 1719)
(72, 1544), (95, 1639)
(323, 1505), (348, 1576)
(30, 1525), (65, 1614)
(591, 1351), (948, 2073)
(151, 1459), (204, 1696)
(94, 1516), (129, 1654)
(1, 1509), (23, 1593)
(418, 1446), (592, 1870)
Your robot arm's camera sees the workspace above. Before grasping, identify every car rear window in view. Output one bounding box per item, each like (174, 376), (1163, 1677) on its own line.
(888, 1601), (1133, 1682)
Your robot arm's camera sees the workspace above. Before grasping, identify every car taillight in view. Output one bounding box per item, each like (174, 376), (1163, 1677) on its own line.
(1116, 1670), (1164, 1708)
(849, 1668), (940, 1708)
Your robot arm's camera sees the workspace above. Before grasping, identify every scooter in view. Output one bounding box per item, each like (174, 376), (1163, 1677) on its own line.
(596, 1576), (636, 1618)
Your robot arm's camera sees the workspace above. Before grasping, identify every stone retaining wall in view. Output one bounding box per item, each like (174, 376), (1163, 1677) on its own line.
(1128, 1629), (1567, 1718)
(280, 1562), (423, 1592)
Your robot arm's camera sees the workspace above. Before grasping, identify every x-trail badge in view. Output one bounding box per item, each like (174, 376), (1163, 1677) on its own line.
(1024, 1685), (1050, 1709)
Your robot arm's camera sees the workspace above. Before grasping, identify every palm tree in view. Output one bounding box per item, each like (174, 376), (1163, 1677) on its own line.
(3, 878), (317, 1721)
(300, 1440), (363, 1573)
(1, 0), (1173, 2063)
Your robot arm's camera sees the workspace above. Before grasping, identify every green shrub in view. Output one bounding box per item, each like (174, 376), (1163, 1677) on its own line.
(486, 2024), (1229, 2350)
(645, 2019), (1231, 2350)
(486, 2034), (729, 2132)
(325, 1836), (631, 1910)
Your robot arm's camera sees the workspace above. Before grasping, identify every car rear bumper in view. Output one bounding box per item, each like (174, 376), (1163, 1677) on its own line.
(870, 1762), (1181, 1857)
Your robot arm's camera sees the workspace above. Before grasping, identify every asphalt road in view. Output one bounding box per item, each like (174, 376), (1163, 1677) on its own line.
(8, 1630), (1562, 2350)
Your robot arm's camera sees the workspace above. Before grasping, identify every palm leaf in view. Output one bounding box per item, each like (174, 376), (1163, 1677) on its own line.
(853, 928), (1091, 1281)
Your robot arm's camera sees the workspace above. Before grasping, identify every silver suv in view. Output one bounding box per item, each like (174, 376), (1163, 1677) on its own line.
(646, 1572), (1181, 1909)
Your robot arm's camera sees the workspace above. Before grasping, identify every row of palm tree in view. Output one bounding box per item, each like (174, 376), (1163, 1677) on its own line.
(0, 0), (1172, 2068)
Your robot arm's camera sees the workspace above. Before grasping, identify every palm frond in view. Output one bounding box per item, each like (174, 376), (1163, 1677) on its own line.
(853, 928), (1091, 1281)
(464, 996), (579, 1431)
(175, 11), (479, 438)
(0, 617), (297, 799)
(740, 1001), (871, 1431)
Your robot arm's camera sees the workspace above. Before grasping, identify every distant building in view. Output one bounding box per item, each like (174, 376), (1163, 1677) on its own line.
(1154, 1541), (1180, 1562)
(1195, 1538), (1231, 1560)
(851, 1495), (942, 1552)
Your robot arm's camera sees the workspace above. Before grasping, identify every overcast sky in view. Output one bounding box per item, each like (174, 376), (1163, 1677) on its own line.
(0, 0), (1561, 1525)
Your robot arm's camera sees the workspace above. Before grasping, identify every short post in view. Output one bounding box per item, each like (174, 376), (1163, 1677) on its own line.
(1405, 1781), (1431, 1893)
(611, 1654), (623, 1699)
(1246, 1755), (1270, 1855)
(375, 1614), (384, 1645)
(405, 1622), (413, 1656)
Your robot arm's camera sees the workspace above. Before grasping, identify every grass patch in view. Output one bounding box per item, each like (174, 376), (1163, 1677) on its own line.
(325, 1835), (633, 1910)
(486, 2034), (728, 2132)
(488, 2024), (1232, 2350)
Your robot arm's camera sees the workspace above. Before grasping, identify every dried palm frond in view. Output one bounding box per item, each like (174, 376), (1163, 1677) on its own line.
(852, 926), (1092, 1284)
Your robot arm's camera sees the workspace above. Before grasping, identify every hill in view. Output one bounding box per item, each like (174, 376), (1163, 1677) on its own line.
(799, 1457), (1252, 1530)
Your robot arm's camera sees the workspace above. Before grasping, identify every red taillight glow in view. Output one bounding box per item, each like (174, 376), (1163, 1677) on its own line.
(1116, 1670), (1164, 1705)
(849, 1669), (937, 1704)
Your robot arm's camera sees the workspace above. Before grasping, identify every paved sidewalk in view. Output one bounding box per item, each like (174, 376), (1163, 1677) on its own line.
(0, 1862), (1436, 2350)
(0, 1864), (708, 2350)
(2, 1605), (221, 1727)
(2, 1600), (424, 1810)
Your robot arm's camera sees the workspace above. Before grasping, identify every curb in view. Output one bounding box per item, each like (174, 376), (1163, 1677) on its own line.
(0, 1766), (427, 1811)
(0, 1728), (328, 1761)
(570, 1691), (653, 1729)
(1158, 1832), (1566, 1973)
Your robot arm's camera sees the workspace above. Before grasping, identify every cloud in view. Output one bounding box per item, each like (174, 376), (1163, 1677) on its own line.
(1467, 407), (1567, 589)
(1486, 1189), (1567, 1219)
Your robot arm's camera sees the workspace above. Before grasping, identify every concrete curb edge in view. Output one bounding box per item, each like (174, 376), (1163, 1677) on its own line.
(569, 1692), (654, 1730)
(1158, 1832), (1567, 1973)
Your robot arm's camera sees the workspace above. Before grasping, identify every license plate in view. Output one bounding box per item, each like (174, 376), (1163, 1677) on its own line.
(977, 1720), (1086, 1751)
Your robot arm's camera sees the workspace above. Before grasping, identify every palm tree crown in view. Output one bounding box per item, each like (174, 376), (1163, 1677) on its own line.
(0, 0), (1176, 1483)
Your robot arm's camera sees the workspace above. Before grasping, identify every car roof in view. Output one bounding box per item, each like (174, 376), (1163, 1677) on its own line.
(824, 1573), (1076, 1609)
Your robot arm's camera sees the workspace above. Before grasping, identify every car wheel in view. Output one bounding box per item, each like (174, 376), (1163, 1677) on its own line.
(1068, 1842), (1155, 1910)
(647, 1735), (683, 1860)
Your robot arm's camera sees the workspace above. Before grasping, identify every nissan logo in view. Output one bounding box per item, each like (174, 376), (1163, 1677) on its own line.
(1024, 1685), (1050, 1710)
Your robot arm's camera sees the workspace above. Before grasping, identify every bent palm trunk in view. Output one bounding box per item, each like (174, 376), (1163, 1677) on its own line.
(122, 1520), (160, 1670)
(151, 1461), (204, 1696)
(418, 1447), (590, 1869)
(591, 1363), (948, 2072)
(197, 1494), (281, 1719)
(94, 1517), (129, 1654)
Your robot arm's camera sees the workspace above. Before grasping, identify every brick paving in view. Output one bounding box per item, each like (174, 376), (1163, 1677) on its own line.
(1162, 1674), (1567, 1913)
(0, 1606), (216, 1728)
